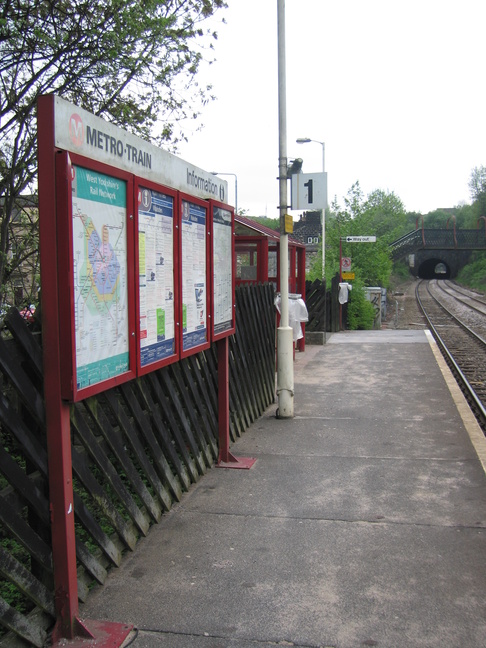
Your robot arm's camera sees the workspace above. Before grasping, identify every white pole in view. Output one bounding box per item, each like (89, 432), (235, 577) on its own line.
(276, 0), (294, 418)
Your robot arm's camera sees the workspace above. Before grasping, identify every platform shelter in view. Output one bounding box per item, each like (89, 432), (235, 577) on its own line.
(235, 215), (307, 351)
(235, 215), (306, 296)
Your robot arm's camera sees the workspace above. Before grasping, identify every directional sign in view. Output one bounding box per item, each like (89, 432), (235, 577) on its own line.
(345, 236), (376, 243)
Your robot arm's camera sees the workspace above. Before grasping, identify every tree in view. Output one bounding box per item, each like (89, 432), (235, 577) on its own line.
(468, 165), (486, 217)
(0, 0), (227, 305)
(343, 181), (364, 220)
(313, 183), (395, 287)
(362, 189), (407, 242)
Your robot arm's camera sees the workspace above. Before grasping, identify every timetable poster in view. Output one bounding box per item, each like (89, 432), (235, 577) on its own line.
(71, 166), (129, 389)
(138, 187), (176, 367)
(181, 200), (207, 351)
(212, 207), (233, 335)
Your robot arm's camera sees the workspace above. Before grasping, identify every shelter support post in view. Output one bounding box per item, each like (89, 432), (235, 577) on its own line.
(216, 337), (256, 469)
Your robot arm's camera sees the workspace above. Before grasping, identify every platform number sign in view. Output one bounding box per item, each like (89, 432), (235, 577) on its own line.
(291, 172), (327, 210)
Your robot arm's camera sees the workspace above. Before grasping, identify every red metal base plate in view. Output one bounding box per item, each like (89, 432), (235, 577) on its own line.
(217, 452), (257, 469)
(51, 618), (134, 647)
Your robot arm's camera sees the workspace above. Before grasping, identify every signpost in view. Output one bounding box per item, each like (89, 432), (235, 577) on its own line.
(340, 235), (377, 281)
(339, 235), (377, 329)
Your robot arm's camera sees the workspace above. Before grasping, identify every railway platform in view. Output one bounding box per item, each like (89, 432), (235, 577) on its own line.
(80, 329), (486, 648)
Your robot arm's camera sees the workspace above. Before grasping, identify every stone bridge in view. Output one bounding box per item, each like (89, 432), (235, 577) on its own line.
(390, 224), (486, 278)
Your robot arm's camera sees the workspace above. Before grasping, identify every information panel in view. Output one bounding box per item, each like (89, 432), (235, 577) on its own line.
(71, 163), (132, 392)
(211, 202), (235, 339)
(180, 196), (209, 356)
(137, 183), (178, 372)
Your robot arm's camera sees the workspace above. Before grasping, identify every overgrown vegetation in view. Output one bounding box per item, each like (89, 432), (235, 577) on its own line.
(346, 279), (376, 330)
(456, 252), (486, 291)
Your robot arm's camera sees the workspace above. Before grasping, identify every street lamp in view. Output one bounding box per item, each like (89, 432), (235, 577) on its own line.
(211, 172), (238, 214)
(296, 138), (326, 279)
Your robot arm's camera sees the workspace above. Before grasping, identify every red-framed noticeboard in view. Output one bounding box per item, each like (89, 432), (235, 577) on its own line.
(135, 180), (179, 374)
(56, 151), (137, 401)
(36, 95), (243, 644)
(209, 200), (235, 340)
(179, 193), (210, 357)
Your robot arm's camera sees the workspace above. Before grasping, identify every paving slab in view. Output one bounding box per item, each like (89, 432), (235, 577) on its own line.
(80, 330), (486, 648)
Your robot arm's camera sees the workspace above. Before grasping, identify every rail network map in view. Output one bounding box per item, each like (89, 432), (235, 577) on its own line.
(71, 166), (129, 389)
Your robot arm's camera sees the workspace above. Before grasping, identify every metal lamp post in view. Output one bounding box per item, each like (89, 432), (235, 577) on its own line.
(276, 0), (294, 418)
(296, 137), (326, 279)
(211, 172), (238, 214)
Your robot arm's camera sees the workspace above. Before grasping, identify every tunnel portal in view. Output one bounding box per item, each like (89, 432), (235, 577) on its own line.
(418, 258), (451, 279)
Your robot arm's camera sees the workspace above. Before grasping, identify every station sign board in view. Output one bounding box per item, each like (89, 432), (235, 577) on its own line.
(54, 96), (228, 202)
(39, 95), (234, 401)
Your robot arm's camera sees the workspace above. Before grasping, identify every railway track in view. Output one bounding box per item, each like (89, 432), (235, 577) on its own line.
(437, 279), (486, 319)
(416, 279), (486, 434)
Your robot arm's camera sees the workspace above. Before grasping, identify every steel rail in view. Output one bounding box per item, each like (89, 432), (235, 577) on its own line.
(426, 280), (486, 346)
(416, 280), (486, 432)
(438, 280), (486, 317)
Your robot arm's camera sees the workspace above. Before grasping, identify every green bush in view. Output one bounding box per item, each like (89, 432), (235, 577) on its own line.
(346, 281), (376, 330)
(456, 253), (486, 292)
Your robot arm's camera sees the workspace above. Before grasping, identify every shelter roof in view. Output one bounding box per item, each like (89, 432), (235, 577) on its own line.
(235, 215), (304, 247)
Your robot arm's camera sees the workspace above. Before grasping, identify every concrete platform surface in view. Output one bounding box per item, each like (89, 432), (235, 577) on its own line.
(80, 330), (486, 648)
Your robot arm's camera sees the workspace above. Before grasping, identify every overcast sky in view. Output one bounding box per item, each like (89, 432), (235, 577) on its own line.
(177, 0), (486, 219)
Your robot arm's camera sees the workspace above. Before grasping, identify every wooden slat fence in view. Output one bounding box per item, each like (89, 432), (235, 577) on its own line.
(0, 282), (275, 647)
(305, 279), (327, 332)
(305, 274), (341, 333)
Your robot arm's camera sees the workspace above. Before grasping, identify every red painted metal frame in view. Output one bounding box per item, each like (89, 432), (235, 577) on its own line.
(212, 205), (254, 468)
(216, 337), (256, 470)
(56, 151), (137, 402)
(234, 236), (269, 285)
(178, 192), (211, 359)
(134, 180), (180, 375)
(209, 200), (236, 342)
(37, 95), (133, 643)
